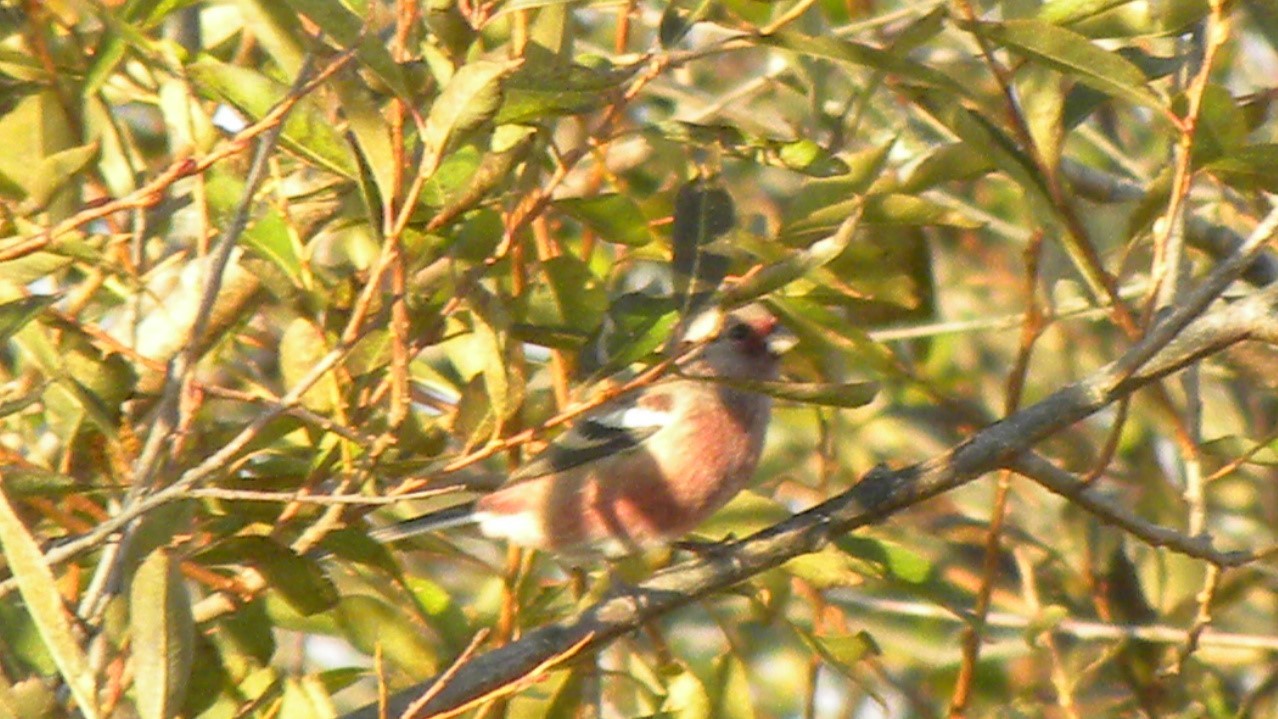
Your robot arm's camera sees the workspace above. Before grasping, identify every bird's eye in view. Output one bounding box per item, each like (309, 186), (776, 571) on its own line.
(727, 323), (752, 341)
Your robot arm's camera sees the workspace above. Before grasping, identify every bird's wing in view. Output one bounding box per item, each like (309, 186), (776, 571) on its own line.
(508, 387), (677, 482)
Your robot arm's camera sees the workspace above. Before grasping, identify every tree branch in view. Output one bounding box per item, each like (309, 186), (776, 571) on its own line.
(343, 208), (1278, 719)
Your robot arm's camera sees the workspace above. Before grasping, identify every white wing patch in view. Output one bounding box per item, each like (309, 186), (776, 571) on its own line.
(474, 510), (546, 547)
(593, 405), (675, 432)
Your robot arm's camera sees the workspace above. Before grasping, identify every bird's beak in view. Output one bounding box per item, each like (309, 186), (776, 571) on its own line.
(765, 325), (799, 357)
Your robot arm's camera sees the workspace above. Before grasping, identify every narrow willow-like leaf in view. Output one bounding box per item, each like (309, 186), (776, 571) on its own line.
(130, 549), (195, 719)
(556, 194), (652, 246)
(727, 209), (861, 303)
(0, 294), (57, 344)
(278, 0), (409, 97)
(795, 627), (881, 678)
(672, 178), (735, 317)
(759, 30), (973, 98)
(0, 486), (99, 719)
(196, 536), (339, 616)
(188, 58), (358, 178)
(966, 19), (1165, 114)
(422, 59), (520, 177)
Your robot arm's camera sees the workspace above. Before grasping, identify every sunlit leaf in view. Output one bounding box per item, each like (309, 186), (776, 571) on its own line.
(130, 549), (195, 719)
(556, 194), (653, 247)
(188, 57), (358, 178)
(277, 0), (410, 96)
(422, 59), (520, 175)
(0, 487), (99, 719)
(0, 294), (57, 344)
(965, 19), (1165, 114)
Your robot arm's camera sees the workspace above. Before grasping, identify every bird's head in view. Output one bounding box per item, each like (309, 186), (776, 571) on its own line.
(679, 304), (797, 380)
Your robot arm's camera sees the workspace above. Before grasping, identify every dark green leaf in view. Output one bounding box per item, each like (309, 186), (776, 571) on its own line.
(499, 62), (632, 123)
(1205, 144), (1278, 193)
(672, 178), (735, 314)
(195, 536), (339, 616)
(556, 193), (652, 246)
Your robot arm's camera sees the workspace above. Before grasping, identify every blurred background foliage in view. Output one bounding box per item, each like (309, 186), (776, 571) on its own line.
(2, 0), (1278, 716)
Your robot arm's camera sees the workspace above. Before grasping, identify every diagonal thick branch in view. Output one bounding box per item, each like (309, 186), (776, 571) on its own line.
(344, 209), (1278, 719)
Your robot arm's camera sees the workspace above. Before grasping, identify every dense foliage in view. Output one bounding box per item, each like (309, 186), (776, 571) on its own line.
(3, 0), (1278, 717)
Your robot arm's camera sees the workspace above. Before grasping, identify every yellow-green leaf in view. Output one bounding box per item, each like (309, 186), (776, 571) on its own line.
(130, 549), (195, 719)
(0, 484), (99, 719)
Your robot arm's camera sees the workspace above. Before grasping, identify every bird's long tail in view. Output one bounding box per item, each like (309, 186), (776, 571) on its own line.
(370, 502), (480, 544)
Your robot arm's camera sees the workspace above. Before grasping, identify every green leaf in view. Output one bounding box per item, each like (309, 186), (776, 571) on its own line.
(130, 549), (195, 719)
(672, 178), (735, 314)
(0, 485), (99, 719)
(556, 193), (652, 247)
(195, 536), (339, 616)
(900, 142), (996, 192)
(334, 595), (438, 678)
(661, 667), (711, 719)
(965, 19), (1165, 114)
(1185, 84), (1247, 165)
(1204, 144), (1278, 193)
(529, 254), (607, 333)
(862, 194), (985, 228)
(188, 57), (358, 178)
(242, 209), (301, 283)
(795, 627), (881, 678)
(498, 61), (632, 124)
(833, 535), (932, 583)
(217, 599), (277, 665)
(727, 208), (862, 303)
(278, 0), (409, 97)
(1247, 0), (1278, 50)
(422, 59), (520, 176)
(1064, 0), (1209, 38)
(0, 294), (57, 344)
(658, 0), (714, 47)
(1038, 0), (1133, 25)
(1024, 605), (1070, 646)
(585, 294), (680, 374)
(344, 329), (393, 377)
(279, 318), (340, 413)
(0, 466), (76, 496)
(25, 142), (99, 209)
(0, 677), (53, 719)
(719, 379), (880, 409)
(759, 30), (973, 98)
(648, 122), (850, 177)
(696, 491), (791, 539)
(333, 74), (397, 206)
(708, 654), (755, 719)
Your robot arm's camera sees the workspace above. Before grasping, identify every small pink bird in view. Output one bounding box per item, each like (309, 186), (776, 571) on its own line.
(373, 304), (795, 556)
